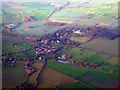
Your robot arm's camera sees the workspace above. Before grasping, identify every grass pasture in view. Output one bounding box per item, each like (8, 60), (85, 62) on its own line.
(3, 45), (20, 53)
(69, 48), (97, 61)
(2, 17), (22, 24)
(87, 54), (110, 64)
(22, 2), (55, 11)
(22, 49), (36, 58)
(47, 59), (92, 78)
(20, 10), (50, 20)
(80, 38), (118, 55)
(80, 71), (118, 88)
(3, 43), (32, 54)
(70, 37), (90, 43)
(21, 2), (56, 21)
(57, 47), (97, 61)
(58, 82), (90, 88)
(2, 61), (27, 88)
(106, 57), (119, 65)
(10, 53), (26, 58)
(15, 21), (62, 36)
(95, 63), (119, 76)
(15, 44), (31, 51)
(2, 31), (28, 45)
(36, 66), (75, 88)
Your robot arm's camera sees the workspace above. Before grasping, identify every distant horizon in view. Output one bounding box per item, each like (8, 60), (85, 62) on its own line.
(2, 0), (119, 2)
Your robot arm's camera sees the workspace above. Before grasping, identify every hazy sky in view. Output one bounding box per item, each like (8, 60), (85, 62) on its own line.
(2, 0), (119, 2)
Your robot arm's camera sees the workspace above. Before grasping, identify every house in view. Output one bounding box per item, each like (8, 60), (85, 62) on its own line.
(74, 30), (82, 35)
(39, 57), (42, 60)
(57, 40), (60, 43)
(6, 24), (15, 29)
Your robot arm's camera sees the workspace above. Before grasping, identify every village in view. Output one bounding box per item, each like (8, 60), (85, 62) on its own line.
(2, 23), (105, 70)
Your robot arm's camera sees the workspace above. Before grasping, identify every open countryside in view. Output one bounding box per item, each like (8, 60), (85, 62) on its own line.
(1, 0), (119, 89)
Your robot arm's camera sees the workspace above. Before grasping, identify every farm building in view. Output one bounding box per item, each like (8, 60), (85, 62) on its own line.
(6, 24), (15, 29)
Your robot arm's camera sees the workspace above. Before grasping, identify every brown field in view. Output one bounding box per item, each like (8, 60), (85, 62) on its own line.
(24, 28), (31, 31)
(36, 66), (75, 88)
(90, 80), (118, 88)
(97, 23), (110, 26)
(50, 20), (74, 24)
(70, 37), (90, 43)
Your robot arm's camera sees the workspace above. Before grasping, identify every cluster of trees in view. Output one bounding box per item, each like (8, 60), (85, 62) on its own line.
(68, 60), (100, 69)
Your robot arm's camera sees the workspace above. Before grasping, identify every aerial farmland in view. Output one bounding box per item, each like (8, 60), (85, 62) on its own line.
(1, 0), (119, 89)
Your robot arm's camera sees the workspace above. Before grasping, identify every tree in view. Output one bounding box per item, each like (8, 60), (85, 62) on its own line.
(110, 70), (114, 75)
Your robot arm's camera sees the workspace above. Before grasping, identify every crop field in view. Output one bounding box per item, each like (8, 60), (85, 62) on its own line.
(3, 43), (32, 54)
(22, 2), (55, 11)
(80, 38), (118, 55)
(80, 71), (118, 88)
(49, 11), (88, 22)
(10, 53), (26, 58)
(15, 44), (31, 51)
(105, 56), (119, 65)
(20, 2), (56, 20)
(3, 45), (20, 53)
(57, 47), (97, 61)
(22, 49), (36, 58)
(87, 54), (110, 64)
(2, 31), (28, 45)
(2, 9), (18, 17)
(69, 48), (97, 61)
(36, 66), (75, 88)
(70, 37), (90, 43)
(24, 61), (44, 87)
(14, 21), (63, 36)
(2, 2), (56, 23)
(2, 61), (27, 88)
(47, 59), (92, 78)
(1, 1), (119, 89)
(19, 10), (50, 21)
(2, 17), (22, 24)
(48, 1), (118, 27)
(95, 63), (119, 76)
(59, 82), (90, 88)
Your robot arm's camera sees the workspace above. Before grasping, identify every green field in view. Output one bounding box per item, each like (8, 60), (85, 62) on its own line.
(2, 17), (22, 24)
(10, 53), (26, 58)
(15, 43), (31, 51)
(95, 63), (119, 76)
(20, 2), (56, 20)
(3, 45), (20, 53)
(14, 21), (63, 36)
(22, 49), (36, 58)
(59, 82), (90, 88)
(80, 71), (118, 88)
(47, 59), (92, 78)
(1, 1), (119, 88)
(80, 38), (118, 55)
(2, 2), (56, 23)
(87, 54), (110, 64)
(68, 48), (97, 61)
(20, 10), (51, 20)
(22, 2), (55, 11)
(57, 47), (97, 61)
(2, 61), (27, 88)
(3, 43), (32, 54)
(106, 57), (119, 65)
(2, 30), (28, 45)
